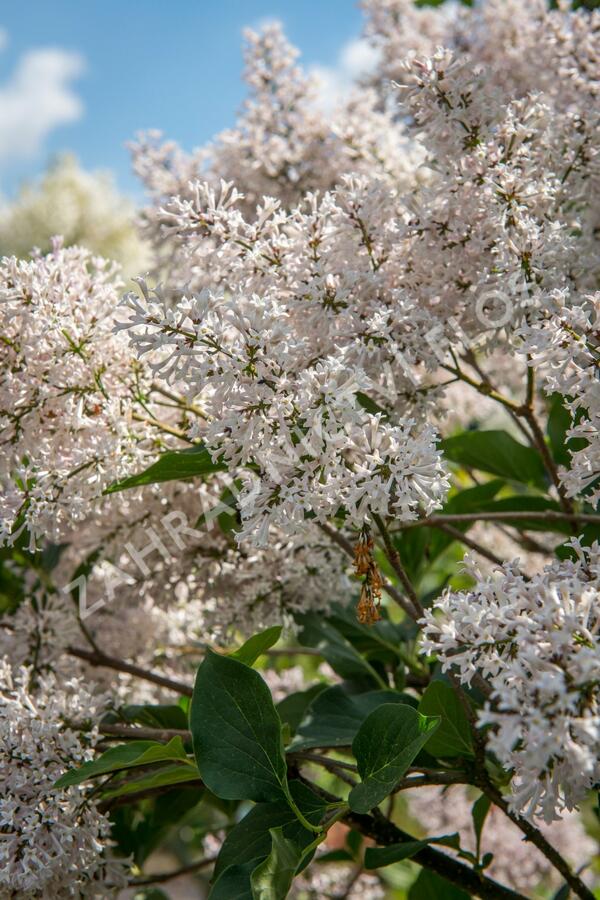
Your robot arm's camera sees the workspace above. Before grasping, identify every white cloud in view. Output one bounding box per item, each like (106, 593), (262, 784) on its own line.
(310, 37), (380, 112)
(0, 32), (85, 168)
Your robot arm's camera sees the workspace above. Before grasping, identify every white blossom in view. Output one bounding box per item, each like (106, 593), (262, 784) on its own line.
(0, 659), (127, 897)
(420, 542), (600, 822)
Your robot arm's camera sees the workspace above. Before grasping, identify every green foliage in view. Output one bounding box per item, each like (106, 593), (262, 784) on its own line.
(289, 685), (415, 751)
(191, 650), (288, 803)
(105, 444), (226, 493)
(471, 793), (492, 862)
(365, 833), (460, 869)
(349, 704), (440, 813)
(55, 737), (191, 787)
(99, 764), (201, 802)
(230, 625), (282, 666)
(418, 681), (474, 758)
(296, 611), (389, 687)
(440, 430), (547, 488)
(250, 827), (304, 900)
(212, 782), (325, 882)
(409, 870), (471, 899)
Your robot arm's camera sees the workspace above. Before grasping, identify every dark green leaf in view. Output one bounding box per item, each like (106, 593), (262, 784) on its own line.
(117, 704), (189, 730)
(356, 391), (390, 419)
(418, 681), (474, 758)
(440, 431), (546, 489)
(471, 793), (491, 858)
(349, 704), (440, 814)
(296, 613), (387, 687)
(105, 445), (226, 494)
(190, 650), (287, 802)
(409, 870), (470, 900)
(209, 862), (256, 900)
(364, 834), (460, 869)
(213, 781), (325, 881)
(365, 840), (428, 868)
(250, 827), (303, 900)
(276, 685), (326, 736)
(230, 626), (282, 666)
(289, 686), (415, 751)
(99, 762), (201, 801)
(55, 737), (190, 787)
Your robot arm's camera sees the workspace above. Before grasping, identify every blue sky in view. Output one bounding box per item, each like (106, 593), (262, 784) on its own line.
(0, 1), (365, 198)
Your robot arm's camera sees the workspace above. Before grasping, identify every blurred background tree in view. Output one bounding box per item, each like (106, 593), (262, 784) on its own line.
(0, 154), (148, 276)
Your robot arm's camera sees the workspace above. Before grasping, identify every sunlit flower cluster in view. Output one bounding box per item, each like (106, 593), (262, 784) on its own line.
(0, 659), (127, 897)
(421, 542), (600, 822)
(0, 241), (151, 547)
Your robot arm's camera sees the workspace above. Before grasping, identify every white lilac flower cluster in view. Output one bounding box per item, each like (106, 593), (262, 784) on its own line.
(0, 241), (152, 547)
(119, 271), (449, 547)
(420, 542), (600, 822)
(0, 478), (349, 694)
(0, 659), (127, 897)
(519, 292), (600, 505)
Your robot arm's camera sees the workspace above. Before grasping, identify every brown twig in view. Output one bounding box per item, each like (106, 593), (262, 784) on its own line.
(67, 645), (193, 697)
(130, 855), (217, 886)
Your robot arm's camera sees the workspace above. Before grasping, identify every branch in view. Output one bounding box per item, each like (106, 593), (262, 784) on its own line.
(433, 522), (505, 568)
(289, 752), (358, 787)
(294, 775), (528, 900)
(480, 780), (594, 900)
(372, 513), (424, 618)
(130, 855), (217, 886)
(99, 723), (191, 742)
(67, 645), (193, 697)
(399, 510), (599, 529)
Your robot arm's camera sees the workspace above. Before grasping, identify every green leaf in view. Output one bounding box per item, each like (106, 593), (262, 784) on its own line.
(213, 781), (326, 881)
(471, 793), (491, 859)
(276, 685), (326, 736)
(418, 681), (474, 759)
(112, 787), (201, 866)
(348, 704), (440, 814)
(209, 862), (256, 900)
(408, 870), (470, 900)
(55, 737), (190, 787)
(230, 626), (282, 666)
(326, 603), (408, 665)
(296, 613), (387, 688)
(250, 827), (303, 900)
(190, 650), (287, 802)
(289, 686), (415, 751)
(99, 762), (201, 801)
(364, 833), (460, 869)
(117, 704), (189, 730)
(365, 840), (428, 868)
(105, 444), (226, 494)
(440, 431), (547, 489)
(356, 391), (390, 419)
